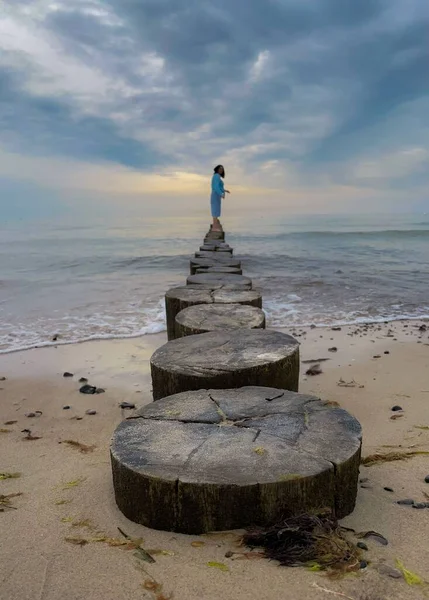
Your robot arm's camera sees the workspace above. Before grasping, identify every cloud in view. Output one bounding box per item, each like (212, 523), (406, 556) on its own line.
(0, 0), (428, 211)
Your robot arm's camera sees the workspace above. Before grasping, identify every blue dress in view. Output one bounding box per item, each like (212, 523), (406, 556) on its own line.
(210, 173), (225, 218)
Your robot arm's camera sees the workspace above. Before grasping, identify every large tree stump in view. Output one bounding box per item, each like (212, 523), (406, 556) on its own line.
(165, 287), (263, 340)
(190, 257), (241, 275)
(196, 266), (242, 275)
(110, 386), (362, 533)
(187, 273), (252, 289)
(151, 329), (299, 400)
(175, 303), (265, 337)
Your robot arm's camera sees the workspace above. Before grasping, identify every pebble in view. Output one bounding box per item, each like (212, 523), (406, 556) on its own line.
(373, 355), (381, 358)
(79, 384), (97, 394)
(95, 388), (105, 394)
(397, 499), (414, 505)
(120, 402), (136, 410)
(328, 347), (338, 352)
(26, 412), (36, 418)
(412, 502), (427, 509)
(359, 560), (368, 569)
(377, 564), (402, 579)
(79, 377), (88, 383)
(85, 409), (97, 415)
(383, 487), (394, 492)
(63, 372), (74, 378)
(332, 326), (342, 331)
(0, 376), (7, 381)
(357, 542), (368, 551)
(384, 351), (390, 355)
(224, 551), (233, 558)
(391, 405), (403, 411)
(425, 475), (429, 483)
(63, 405), (71, 410)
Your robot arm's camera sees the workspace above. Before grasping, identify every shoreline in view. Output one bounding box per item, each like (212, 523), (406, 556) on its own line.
(1, 319), (429, 599)
(1, 313), (428, 357)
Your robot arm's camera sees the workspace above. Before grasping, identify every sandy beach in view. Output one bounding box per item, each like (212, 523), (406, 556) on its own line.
(1, 320), (429, 600)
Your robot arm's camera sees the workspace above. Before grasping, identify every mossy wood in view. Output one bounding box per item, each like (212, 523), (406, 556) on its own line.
(111, 386), (362, 533)
(175, 303), (265, 337)
(165, 287), (262, 340)
(150, 329), (299, 399)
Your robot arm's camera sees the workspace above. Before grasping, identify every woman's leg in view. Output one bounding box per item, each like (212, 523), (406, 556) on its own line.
(210, 193), (222, 230)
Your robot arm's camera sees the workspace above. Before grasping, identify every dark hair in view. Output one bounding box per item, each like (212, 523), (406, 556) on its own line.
(214, 165), (225, 178)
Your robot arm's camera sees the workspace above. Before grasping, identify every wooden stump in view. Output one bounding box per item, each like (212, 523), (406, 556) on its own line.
(151, 329), (299, 400)
(175, 303), (265, 337)
(196, 266), (242, 275)
(166, 287), (263, 340)
(200, 244), (231, 252)
(205, 230), (225, 241)
(190, 257), (241, 275)
(196, 250), (234, 258)
(110, 386), (362, 533)
(187, 273), (252, 289)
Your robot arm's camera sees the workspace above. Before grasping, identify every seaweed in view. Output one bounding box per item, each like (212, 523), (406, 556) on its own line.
(242, 510), (361, 576)
(61, 440), (96, 453)
(0, 492), (23, 510)
(361, 450), (429, 467)
(0, 472), (21, 480)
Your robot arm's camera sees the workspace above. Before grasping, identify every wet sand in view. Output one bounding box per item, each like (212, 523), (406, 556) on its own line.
(1, 320), (429, 600)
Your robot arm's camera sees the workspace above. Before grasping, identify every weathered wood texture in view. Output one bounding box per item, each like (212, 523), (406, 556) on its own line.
(190, 257), (241, 275)
(196, 250), (234, 258)
(200, 244), (232, 252)
(195, 266), (242, 275)
(165, 287), (263, 340)
(187, 273), (252, 289)
(150, 329), (299, 400)
(205, 230), (225, 241)
(111, 386), (362, 533)
(175, 303), (265, 337)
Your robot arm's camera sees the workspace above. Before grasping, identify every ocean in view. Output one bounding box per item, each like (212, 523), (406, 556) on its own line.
(1, 213), (428, 353)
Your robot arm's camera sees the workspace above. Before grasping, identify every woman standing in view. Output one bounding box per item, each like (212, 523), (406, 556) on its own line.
(210, 165), (230, 231)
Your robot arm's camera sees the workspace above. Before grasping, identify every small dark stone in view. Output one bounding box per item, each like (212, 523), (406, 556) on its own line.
(360, 483), (372, 489)
(332, 326), (342, 331)
(310, 324), (316, 329)
(0, 376), (7, 381)
(63, 405), (71, 410)
(419, 324), (427, 332)
(412, 502), (427, 509)
(424, 475), (429, 483)
(397, 499), (415, 506)
(357, 542), (368, 551)
(359, 560), (368, 569)
(85, 409), (97, 415)
(224, 551), (233, 558)
(25, 412), (36, 418)
(52, 335), (58, 341)
(79, 377), (88, 383)
(384, 487), (394, 492)
(391, 405), (403, 411)
(79, 384), (97, 394)
(305, 364), (322, 376)
(63, 372), (74, 378)
(328, 347), (338, 352)
(384, 351), (390, 355)
(359, 477), (369, 483)
(119, 402), (136, 410)
(373, 355), (381, 358)
(95, 388), (105, 394)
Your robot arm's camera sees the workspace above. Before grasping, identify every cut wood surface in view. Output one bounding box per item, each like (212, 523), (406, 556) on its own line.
(196, 250), (234, 258)
(175, 303), (265, 337)
(190, 257), (241, 275)
(165, 287), (263, 340)
(150, 328), (300, 399)
(187, 273), (252, 289)
(111, 386), (362, 533)
(195, 266), (242, 275)
(200, 244), (232, 252)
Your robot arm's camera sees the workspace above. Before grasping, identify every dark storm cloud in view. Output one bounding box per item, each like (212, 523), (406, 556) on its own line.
(0, 0), (428, 184)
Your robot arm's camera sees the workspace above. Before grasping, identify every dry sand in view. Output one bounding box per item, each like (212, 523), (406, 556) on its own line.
(1, 321), (429, 600)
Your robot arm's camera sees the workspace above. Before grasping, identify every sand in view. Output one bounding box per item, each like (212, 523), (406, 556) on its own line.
(1, 320), (429, 600)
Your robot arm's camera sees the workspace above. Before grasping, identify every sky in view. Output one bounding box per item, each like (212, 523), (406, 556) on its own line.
(0, 0), (428, 218)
